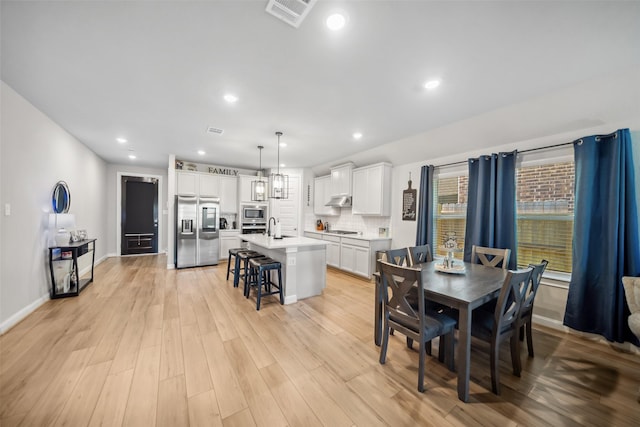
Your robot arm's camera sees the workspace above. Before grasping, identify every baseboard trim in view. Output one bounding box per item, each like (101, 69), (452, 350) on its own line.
(1, 254), (108, 335)
(0, 294), (49, 334)
(532, 313), (639, 354)
(284, 295), (297, 305)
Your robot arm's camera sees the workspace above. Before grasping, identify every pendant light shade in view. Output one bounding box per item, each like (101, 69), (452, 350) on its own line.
(251, 145), (267, 202)
(269, 131), (289, 199)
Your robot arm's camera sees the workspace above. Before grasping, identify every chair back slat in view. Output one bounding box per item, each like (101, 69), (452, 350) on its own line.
(383, 248), (410, 266)
(471, 245), (511, 270)
(408, 244), (433, 266)
(493, 268), (533, 336)
(379, 261), (423, 331)
(520, 260), (549, 315)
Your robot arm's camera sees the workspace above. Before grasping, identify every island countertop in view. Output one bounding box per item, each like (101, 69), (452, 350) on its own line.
(240, 234), (328, 249)
(240, 233), (327, 304)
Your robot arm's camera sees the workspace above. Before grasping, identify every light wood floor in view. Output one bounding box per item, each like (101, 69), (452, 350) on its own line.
(1, 255), (639, 426)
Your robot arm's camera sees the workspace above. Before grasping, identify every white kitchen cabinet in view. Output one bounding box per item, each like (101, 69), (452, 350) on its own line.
(340, 237), (369, 276)
(352, 162), (392, 216)
(323, 234), (341, 268)
(176, 171), (198, 196)
(314, 175), (339, 216)
(329, 162), (354, 196)
(219, 230), (242, 261)
(199, 174), (220, 197)
(219, 176), (238, 213)
(238, 174), (267, 203)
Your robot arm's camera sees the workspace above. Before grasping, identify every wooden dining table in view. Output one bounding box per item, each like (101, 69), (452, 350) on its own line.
(374, 260), (508, 402)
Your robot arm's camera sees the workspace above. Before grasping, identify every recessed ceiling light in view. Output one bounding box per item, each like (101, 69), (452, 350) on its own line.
(224, 94), (238, 103)
(280, 163), (286, 168)
(326, 13), (346, 31)
(424, 79), (441, 90)
(198, 150), (206, 155)
(116, 137), (127, 143)
(279, 142), (287, 147)
(353, 132), (363, 140)
(128, 154), (136, 160)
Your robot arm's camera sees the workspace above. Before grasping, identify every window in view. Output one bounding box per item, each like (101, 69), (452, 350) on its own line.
(433, 175), (468, 259)
(431, 158), (575, 275)
(516, 161), (574, 273)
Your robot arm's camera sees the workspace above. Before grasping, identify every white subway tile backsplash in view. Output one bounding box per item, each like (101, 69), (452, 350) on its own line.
(306, 209), (391, 237)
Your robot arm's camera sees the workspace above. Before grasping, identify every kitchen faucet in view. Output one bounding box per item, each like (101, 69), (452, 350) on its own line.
(268, 217), (276, 237)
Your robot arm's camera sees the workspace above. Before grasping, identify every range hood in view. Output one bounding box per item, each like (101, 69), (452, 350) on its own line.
(325, 195), (352, 208)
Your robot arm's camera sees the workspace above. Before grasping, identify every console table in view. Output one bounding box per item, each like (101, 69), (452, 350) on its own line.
(48, 238), (96, 298)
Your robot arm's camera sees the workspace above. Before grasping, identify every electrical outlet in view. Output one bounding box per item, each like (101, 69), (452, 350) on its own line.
(288, 257), (296, 266)
(4, 203), (10, 216)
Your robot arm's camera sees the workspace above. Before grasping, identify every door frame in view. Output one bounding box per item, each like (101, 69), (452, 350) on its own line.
(116, 172), (164, 256)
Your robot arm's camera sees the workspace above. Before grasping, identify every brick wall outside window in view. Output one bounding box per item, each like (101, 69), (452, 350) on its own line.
(434, 161), (575, 273)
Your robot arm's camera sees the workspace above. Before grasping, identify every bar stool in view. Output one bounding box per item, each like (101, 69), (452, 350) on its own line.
(226, 247), (248, 282)
(246, 257), (284, 310)
(234, 251), (266, 289)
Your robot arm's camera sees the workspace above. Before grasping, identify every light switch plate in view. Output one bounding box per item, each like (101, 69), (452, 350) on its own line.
(4, 203), (10, 216)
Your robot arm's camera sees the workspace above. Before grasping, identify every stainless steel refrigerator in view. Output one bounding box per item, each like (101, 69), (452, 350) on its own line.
(175, 196), (220, 268)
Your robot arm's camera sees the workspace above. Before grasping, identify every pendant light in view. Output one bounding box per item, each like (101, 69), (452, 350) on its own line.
(251, 145), (267, 201)
(269, 131), (289, 199)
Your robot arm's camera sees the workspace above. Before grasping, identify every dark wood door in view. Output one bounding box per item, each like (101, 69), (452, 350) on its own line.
(121, 176), (158, 255)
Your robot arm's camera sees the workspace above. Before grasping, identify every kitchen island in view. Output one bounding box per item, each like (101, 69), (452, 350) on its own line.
(240, 234), (327, 304)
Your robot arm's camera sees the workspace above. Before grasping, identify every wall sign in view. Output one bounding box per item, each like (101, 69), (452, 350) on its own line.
(402, 173), (416, 221)
(175, 159), (253, 176)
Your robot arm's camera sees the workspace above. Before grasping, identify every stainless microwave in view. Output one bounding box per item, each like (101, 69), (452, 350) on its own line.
(242, 204), (267, 223)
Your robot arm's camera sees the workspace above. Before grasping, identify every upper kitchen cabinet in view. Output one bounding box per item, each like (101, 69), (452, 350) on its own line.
(352, 162), (392, 216)
(314, 175), (339, 216)
(199, 174), (220, 197)
(329, 162), (354, 196)
(238, 174), (253, 203)
(176, 171), (198, 196)
(219, 176), (238, 213)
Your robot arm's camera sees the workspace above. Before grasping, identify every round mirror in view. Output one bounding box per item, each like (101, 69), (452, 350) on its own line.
(52, 181), (71, 214)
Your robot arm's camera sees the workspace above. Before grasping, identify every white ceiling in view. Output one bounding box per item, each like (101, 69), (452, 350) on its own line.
(2, 1), (639, 174)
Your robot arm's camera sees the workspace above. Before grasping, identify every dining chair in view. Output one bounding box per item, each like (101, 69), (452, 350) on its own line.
(515, 260), (549, 364)
(378, 260), (456, 392)
(383, 247), (410, 266)
(470, 267), (533, 395)
(380, 248), (410, 338)
(471, 245), (511, 270)
(408, 244), (433, 266)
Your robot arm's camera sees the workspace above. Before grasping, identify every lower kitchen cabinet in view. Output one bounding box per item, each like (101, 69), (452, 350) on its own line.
(324, 235), (341, 268)
(340, 238), (371, 277)
(304, 231), (390, 278)
(219, 230), (241, 261)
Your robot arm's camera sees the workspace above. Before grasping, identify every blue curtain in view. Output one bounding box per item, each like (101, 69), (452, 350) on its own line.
(415, 165), (434, 246)
(564, 129), (640, 344)
(463, 151), (518, 269)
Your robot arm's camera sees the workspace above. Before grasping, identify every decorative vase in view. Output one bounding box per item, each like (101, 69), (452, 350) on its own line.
(55, 228), (71, 246)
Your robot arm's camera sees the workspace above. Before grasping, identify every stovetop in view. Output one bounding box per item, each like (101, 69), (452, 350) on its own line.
(330, 230), (359, 235)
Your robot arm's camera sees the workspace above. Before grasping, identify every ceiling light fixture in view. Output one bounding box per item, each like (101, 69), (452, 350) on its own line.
(198, 150), (206, 155)
(353, 132), (363, 140)
(224, 94), (238, 103)
(251, 145), (267, 202)
(424, 79), (441, 90)
(128, 154), (136, 160)
(269, 132), (289, 199)
(116, 137), (127, 143)
(326, 13), (346, 31)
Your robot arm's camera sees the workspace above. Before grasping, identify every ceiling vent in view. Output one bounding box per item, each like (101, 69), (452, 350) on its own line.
(206, 126), (224, 135)
(265, 0), (317, 28)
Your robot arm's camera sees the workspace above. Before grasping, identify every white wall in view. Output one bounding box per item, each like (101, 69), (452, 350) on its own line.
(0, 81), (109, 331)
(106, 164), (168, 256)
